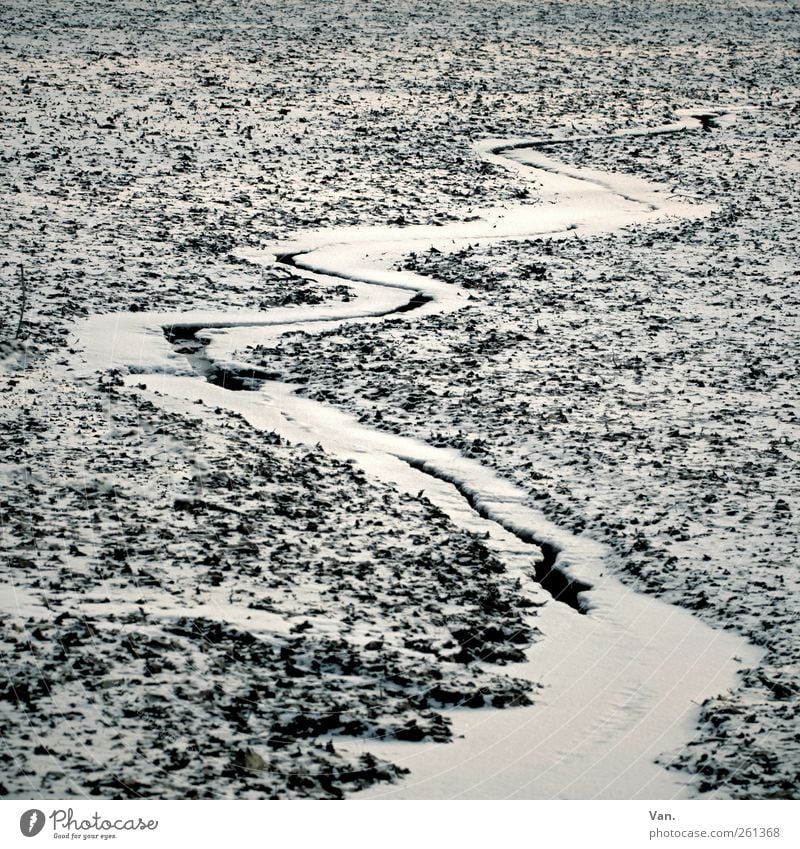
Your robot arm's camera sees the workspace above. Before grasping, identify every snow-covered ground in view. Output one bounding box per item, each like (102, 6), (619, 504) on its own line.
(1, 0), (797, 799)
(258, 107), (799, 796)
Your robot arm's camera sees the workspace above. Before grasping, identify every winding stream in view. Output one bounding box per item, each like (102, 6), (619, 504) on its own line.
(75, 110), (760, 799)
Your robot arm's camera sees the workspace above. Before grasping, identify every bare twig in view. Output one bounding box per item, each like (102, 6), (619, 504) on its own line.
(15, 264), (27, 339)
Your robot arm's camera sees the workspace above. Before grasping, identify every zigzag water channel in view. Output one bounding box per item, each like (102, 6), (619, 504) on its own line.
(76, 110), (760, 798)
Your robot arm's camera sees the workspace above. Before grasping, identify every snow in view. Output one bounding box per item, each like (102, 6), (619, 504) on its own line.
(2, 0), (797, 801)
(55, 111), (758, 798)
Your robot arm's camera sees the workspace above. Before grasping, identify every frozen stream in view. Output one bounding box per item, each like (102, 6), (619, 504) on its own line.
(74, 110), (760, 799)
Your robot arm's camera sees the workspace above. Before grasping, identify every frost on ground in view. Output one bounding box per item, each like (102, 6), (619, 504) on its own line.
(3, 0), (794, 362)
(261, 110), (799, 797)
(1, 0), (799, 799)
(0, 374), (536, 797)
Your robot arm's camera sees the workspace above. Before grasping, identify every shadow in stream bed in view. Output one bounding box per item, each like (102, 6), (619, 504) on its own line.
(161, 323), (592, 615)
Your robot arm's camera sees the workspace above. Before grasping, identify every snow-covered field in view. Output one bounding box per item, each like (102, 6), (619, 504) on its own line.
(1, 0), (797, 799)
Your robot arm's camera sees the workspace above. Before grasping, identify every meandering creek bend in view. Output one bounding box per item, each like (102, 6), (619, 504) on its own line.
(76, 112), (760, 799)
